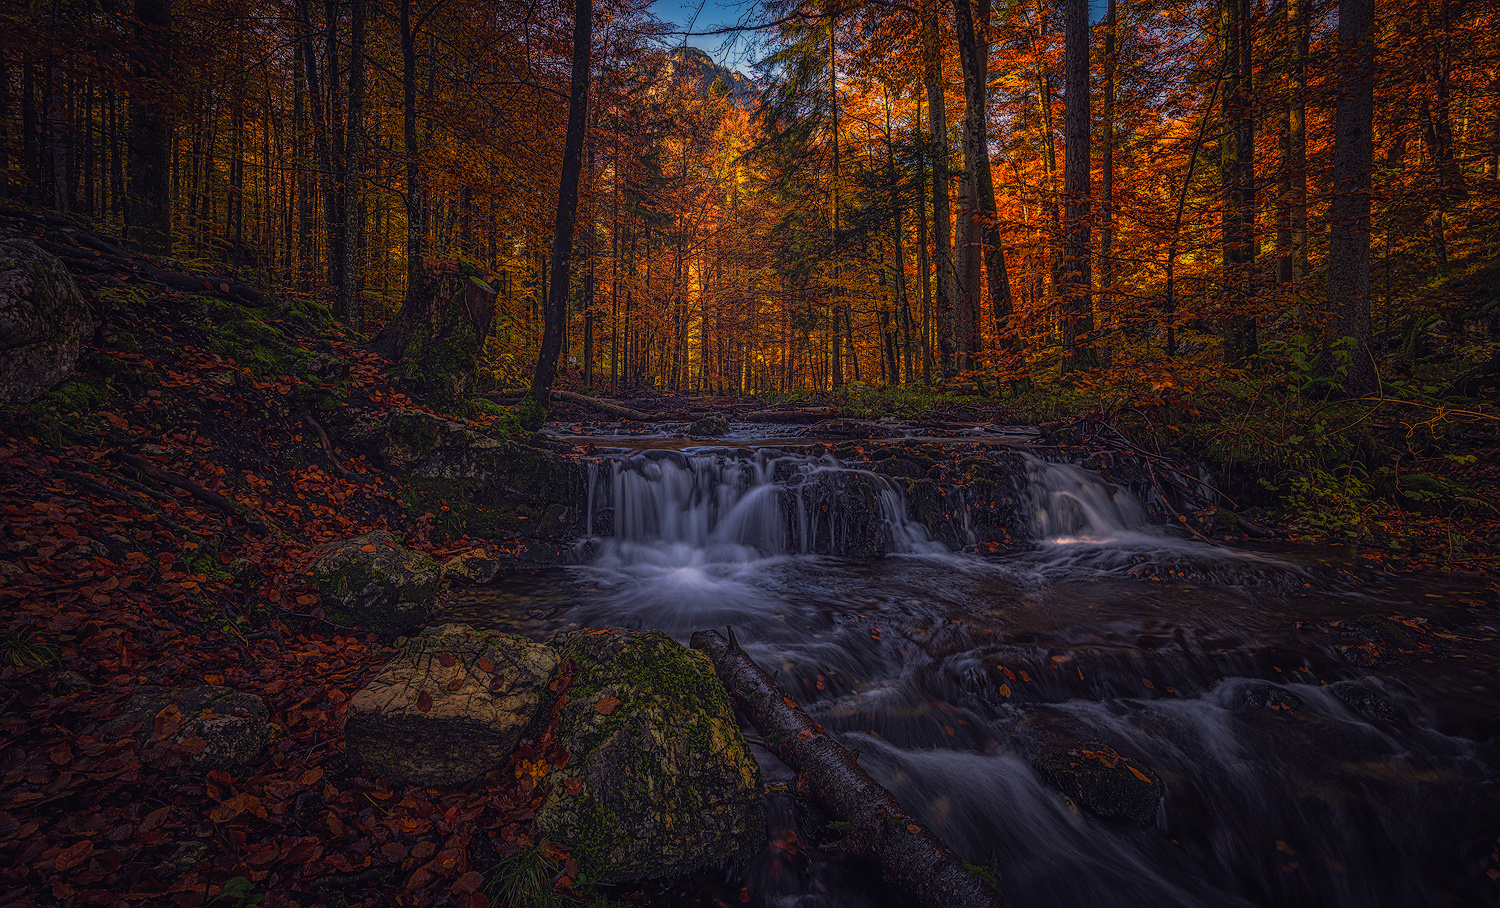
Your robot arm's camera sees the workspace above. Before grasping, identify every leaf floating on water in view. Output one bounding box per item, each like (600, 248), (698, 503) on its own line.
(594, 696), (621, 715)
(783, 696), (799, 709)
(997, 683), (1012, 698)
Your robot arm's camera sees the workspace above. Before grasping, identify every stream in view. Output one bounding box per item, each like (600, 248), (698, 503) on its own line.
(449, 425), (1500, 908)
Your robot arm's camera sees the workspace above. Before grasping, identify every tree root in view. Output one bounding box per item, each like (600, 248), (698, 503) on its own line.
(113, 451), (272, 536)
(303, 414), (356, 480)
(692, 629), (1009, 908)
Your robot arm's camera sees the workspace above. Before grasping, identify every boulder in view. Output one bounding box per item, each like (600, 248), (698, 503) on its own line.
(688, 413), (729, 437)
(311, 531), (439, 635)
(537, 630), (764, 882)
(1033, 742), (1163, 824)
(0, 238), (92, 404)
(104, 685), (272, 770)
(440, 548), (501, 586)
(340, 409), (583, 541)
(344, 625), (559, 787)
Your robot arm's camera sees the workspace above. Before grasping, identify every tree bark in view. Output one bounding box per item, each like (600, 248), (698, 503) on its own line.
(1060, 0), (1093, 371)
(127, 0), (172, 256)
(337, 0), (368, 320)
(1327, 0), (1376, 396)
(1099, 0), (1117, 325)
(692, 630), (1009, 908)
(399, 0), (425, 312)
(527, 0), (593, 424)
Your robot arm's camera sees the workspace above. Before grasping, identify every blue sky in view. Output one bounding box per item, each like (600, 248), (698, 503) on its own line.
(649, 0), (764, 72)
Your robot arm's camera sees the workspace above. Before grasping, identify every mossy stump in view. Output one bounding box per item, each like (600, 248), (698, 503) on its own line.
(370, 262), (497, 405)
(310, 530), (439, 635)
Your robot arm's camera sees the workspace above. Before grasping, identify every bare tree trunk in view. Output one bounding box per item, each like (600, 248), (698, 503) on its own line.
(1328, 0), (1376, 396)
(1099, 0), (1117, 327)
(955, 0), (1012, 360)
(1220, 0), (1257, 364)
(1277, 0), (1308, 283)
(923, 11), (959, 378)
(337, 0), (368, 320)
(126, 0), (172, 255)
(527, 0), (593, 422)
(399, 0), (425, 309)
(1060, 0), (1093, 371)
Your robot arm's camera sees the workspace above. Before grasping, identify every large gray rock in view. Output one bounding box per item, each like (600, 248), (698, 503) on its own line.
(1033, 742), (1164, 824)
(311, 531), (439, 635)
(537, 630), (764, 882)
(104, 685), (272, 770)
(344, 625), (559, 787)
(0, 238), (91, 404)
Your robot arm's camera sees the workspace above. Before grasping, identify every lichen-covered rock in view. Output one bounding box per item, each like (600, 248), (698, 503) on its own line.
(688, 413), (729, 437)
(0, 238), (91, 404)
(1033, 742), (1163, 824)
(440, 548), (501, 586)
(344, 625), (558, 787)
(311, 531), (439, 635)
(537, 630), (763, 882)
(104, 685), (272, 770)
(339, 409), (583, 542)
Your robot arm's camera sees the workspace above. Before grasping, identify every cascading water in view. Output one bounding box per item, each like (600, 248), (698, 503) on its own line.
(453, 437), (1500, 908)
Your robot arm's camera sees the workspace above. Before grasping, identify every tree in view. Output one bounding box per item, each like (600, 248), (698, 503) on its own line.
(1219, 0), (1256, 365)
(527, 0), (594, 422)
(1059, 0), (1092, 371)
(127, 0), (173, 255)
(1328, 0), (1376, 395)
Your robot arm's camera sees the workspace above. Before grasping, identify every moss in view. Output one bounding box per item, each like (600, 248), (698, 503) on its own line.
(33, 373), (111, 415)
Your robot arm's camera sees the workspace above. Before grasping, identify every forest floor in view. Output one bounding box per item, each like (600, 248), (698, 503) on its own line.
(2, 218), (1498, 907)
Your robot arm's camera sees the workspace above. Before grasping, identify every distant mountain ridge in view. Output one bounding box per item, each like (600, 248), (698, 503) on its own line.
(658, 46), (758, 108)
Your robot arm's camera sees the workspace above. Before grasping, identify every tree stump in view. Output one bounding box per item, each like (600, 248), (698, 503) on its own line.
(371, 261), (497, 405)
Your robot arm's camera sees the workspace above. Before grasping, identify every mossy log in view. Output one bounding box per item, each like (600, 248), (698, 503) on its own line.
(691, 629), (1009, 908)
(550, 390), (651, 421)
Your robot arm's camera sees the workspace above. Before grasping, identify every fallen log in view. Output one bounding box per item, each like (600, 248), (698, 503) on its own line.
(739, 407), (838, 423)
(550, 390), (652, 421)
(691, 629), (1009, 908)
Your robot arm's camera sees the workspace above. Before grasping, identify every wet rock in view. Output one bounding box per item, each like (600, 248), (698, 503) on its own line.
(1235, 682), (1303, 713)
(1033, 742), (1164, 824)
(311, 531), (439, 635)
(104, 685), (272, 770)
(688, 413), (730, 437)
(537, 630), (764, 882)
(0, 238), (92, 403)
(344, 624), (559, 787)
(440, 548), (501, 586)
(1330, 680), (1398, 722)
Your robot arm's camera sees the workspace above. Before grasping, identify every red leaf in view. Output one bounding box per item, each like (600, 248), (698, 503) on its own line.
(54, 840), (94, 872)
(593, 697), (620, 715)
(417, 691), (433, 713)
(438, 653), (456, 668)
(476, 657), (494, 673)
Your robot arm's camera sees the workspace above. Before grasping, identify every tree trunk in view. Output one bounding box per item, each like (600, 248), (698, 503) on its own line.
(923, 12), (959, 378)
(126, 0), (172, 255)
(526, 0), (592, 424)
(337, 0), (368, 320)
(1277, 0), (1308, 283)
(1060, 0), (1093, 371)
(399, 0), (425, 312)
(1219, 0), (1257, 365)
(1327, 0), (1376, 396)
(955, 0), (1012, 361)
(1099, 0), (1117, 325)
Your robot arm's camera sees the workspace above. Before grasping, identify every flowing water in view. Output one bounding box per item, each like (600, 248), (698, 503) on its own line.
(452, 436), (1500, 908)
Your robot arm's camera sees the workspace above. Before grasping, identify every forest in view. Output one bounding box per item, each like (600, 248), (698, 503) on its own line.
(1, 0), (1499, 905)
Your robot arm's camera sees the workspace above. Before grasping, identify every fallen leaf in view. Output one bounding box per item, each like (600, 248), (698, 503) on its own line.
(53, 840), (94, 872)
(452, 871), (485, 893)
(417, 691), (433, 713)
(438, 652), (456, 668)
(906, 824), (921, 834)
(1127, 765), (1153, 784)
(360, 544), (378, 552)
(476, 656), (494, 673)
(594, 697), (620, 715)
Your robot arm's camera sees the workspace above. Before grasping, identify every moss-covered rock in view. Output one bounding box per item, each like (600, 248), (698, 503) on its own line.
(440, 548), (502, 585)
(537, 630), (764, 882)
(1033, 742), (1163, 824)
(103, 685), (273, 771)
(342, 409), (583, 542)
(311, 530), (439, 634)
(344, 625), (559, 787)
(0, 238), (92, 403)
(688, 413), (730, 437)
